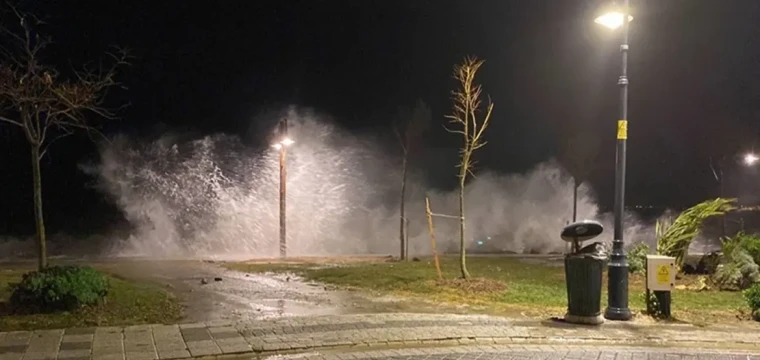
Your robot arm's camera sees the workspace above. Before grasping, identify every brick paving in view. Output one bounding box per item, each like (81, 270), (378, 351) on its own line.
(285, 345), (760, 360)
(2, 313), (760, 360)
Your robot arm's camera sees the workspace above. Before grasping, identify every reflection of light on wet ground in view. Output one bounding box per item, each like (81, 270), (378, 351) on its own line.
(1, 258), (494, 322)
(252, 299), (347, 319)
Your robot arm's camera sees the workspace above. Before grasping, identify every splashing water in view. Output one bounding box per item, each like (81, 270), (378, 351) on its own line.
(89, 108), (650, 259)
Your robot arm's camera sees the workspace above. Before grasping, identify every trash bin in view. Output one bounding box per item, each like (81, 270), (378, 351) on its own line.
(560, 220), (606, 325)
(565, 243), (606, 324)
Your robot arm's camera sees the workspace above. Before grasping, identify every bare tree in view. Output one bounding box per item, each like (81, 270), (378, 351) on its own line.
(445, 56), (494, 280)
(393, 99), (430, 260)
(558, 129), (600, 222)
(0, 8), (128, 270)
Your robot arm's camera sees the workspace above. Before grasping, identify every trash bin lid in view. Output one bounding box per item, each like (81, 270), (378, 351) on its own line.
(561, 220), (604, 242)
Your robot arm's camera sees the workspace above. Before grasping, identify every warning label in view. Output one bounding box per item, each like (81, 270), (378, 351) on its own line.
(617, 120), (628, 140)
(657, 265), (670, 284)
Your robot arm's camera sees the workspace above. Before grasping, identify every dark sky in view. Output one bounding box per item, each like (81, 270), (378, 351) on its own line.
(2, 0), (760, 235)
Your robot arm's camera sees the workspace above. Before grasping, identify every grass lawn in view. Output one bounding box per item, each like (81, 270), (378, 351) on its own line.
(227, 256), (752, 326)
(0, 265), (183, 331)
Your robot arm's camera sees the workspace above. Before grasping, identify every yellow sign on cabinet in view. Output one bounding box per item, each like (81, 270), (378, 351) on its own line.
(657, 265), (670, 285)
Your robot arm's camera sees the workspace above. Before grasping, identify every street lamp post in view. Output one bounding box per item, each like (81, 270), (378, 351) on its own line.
(596, 0), (633, 321)
(272, 118), (294, 258)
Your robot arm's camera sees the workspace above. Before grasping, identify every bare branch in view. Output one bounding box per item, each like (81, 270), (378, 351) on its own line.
(39, 129), (73, 159)
(443, 124), (466, 136)
(709, 156), (721, 182)
(0, 115), (22, 127)
(448, 56), (493, 182)
(0, 7), (128, 159)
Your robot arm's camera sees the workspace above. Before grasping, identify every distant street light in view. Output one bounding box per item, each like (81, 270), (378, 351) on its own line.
(272, 118), (293, 258)
(597, 0), (633, 322)
(744, 153), (759, 166)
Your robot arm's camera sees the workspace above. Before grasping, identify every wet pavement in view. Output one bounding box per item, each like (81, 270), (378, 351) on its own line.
(0, 257), (490, 324)
(267, 346), (760, 360)
(4, 313), (760, 360)
(90, 259), (410, 323)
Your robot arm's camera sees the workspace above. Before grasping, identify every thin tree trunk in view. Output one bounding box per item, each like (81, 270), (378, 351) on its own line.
(720, 169), (726, 238)
(31, 143), (47, 271)
(572, 177), (578, 222)
(405, 218), (410, 260)
(399, 156), (408, 260)
(458, 177), (470, 279)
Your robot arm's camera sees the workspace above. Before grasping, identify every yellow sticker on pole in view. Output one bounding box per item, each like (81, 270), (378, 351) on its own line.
(617, 120), (628, 140)
(657, 265), (670, 285)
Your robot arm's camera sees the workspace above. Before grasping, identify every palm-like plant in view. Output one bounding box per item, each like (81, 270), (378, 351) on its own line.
(656, 198), (736, 271)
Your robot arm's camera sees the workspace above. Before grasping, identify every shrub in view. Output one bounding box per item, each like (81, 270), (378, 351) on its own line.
(744, 283), (760, 310)
(730, 232), (760, 265)
(9, 265), (109, 313)
(713, 247), (760, 291)
(641, 290), (674, 319)
(743, 283), (760, 321)
(627, 243), (649, 274)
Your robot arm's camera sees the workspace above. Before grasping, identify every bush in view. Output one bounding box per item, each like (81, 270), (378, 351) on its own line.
(731, 232), (760, 265)
(713, 247), (760, 291)
(9, 265), (109, 313)
(743, 283), (760, 321)
(744, 283), (760, 310)
(628, 243), (650, 274)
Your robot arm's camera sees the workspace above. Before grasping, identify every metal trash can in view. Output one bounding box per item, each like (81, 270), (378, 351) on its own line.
(565, 243), (607, 324)
(560, 221), (606, 325)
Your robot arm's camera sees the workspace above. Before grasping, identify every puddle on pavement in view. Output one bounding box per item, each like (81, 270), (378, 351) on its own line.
(250, 299), (346, 319)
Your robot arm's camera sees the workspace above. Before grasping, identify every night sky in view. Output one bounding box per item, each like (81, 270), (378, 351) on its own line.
(1, 0), (760, 236)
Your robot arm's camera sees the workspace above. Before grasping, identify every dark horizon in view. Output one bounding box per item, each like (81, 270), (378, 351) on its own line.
(2, 0), (760, 237)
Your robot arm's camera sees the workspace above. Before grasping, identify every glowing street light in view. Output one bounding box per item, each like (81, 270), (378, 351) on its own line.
(271, 137), (294, 150)
(744, 153), (759, 166)
(273, 118), (292, 258)
(597, 0), (633, 322)
(594, 12), (634, 30)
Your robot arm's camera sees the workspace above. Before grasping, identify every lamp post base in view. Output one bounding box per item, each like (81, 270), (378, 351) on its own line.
(604, 306), (632, 321)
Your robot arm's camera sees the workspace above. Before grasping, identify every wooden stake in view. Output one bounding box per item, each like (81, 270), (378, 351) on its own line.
(425, 196), (443, 281)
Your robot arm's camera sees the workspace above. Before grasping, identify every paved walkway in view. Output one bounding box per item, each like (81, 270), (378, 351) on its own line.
(272, 345), (760, 360)
(2, 313), (760, 360)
